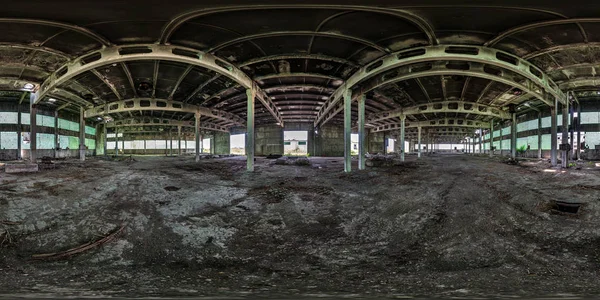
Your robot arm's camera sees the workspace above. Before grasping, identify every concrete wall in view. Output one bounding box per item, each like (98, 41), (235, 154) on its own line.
(368, 131), (385, 154)
(255, 125), (283, 156)
(314, 124), (344, 157)
(214, 132), (230, 155)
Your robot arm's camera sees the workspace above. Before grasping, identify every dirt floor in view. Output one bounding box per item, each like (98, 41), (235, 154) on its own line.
(1, 153), (600, 298)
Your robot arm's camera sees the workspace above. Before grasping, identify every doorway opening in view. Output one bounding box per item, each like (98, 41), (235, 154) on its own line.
(284, 131), (308, 156)
(230, 134), (245, 155)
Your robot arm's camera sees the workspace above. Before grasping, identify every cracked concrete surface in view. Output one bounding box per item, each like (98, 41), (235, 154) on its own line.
(1, 154), (600, 298)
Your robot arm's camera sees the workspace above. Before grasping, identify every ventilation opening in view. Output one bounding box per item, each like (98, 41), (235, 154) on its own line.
(550, 200), (581, 214)
(411, 62), (432, 73)
(445, 46), (479, 55)
(397, 48), (426, 59)
(156, 101), (167, 108)
(529, 66), (543, 79)
(80, 52), (102, 65)
(366, 60), (383, 73)
(56, 66), (68, 78)
(496, 52), (518, 65)
(215, 60), (232, 72)
(172, 48), (199, 59)
(484, 65), (502, 76)
(139, 100), (151, 107)
(124, 101), (135, 108)
(119, 46), (152, 55)
(446, 62), (470, 70)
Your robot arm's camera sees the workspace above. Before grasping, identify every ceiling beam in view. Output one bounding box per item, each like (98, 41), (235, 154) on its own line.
(485, 18), (599, 47)
(32, 44), (283, 125)
(366, 100), (509, 124)
(169, 65), (193, 100)
(120, 62), (138, 98)
(159, 5), (436, 45)
(0, 18), (111, 46)
(314, 44), (564, 128)
(85, 98), (246, 126)
(371, 118), (490, 133)
(105, 117), (228, 132)
(90, 69), (122, 100)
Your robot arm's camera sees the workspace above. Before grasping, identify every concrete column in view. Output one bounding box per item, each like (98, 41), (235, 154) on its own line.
(165, 134), (168, 156)
(79, 106), (86, 161)
(570, 100), (575, 160)
(29, 104), (37, 163)
(400, 115), (406, 161)
(121, 134), (125, 155)
(550, 98), (558, 167)
(561, 99), (569, 168)
(195, 113), (201, 162)
(17, 102), (22, 160)
(143, 139), (146, 155)
(115, 128), (118, 156)
(177, 126), (182, 156)
(417, 126), (422, 158)
(489, 119), (494, 157)
(343, 89), (352, 172)
(479, 128), (483, 153)
(246, 88), (255, 172)
(537, 112), (542, 159)
(54, 110), (59, 158)
(169, 130), (173, 156)
(103, 121), (107, 157)
(511, 113), (517, 159)
(358, 94), (366, 170)
(576, 102), (581, 160)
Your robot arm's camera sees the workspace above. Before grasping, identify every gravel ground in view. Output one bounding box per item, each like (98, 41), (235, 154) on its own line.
(1, 154), (600, 298)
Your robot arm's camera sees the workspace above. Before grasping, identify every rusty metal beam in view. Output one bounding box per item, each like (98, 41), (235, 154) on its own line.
(314, 45), (564, 128)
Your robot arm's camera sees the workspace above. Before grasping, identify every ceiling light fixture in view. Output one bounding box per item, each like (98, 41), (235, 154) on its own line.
(23, 83), (35, 90)
(48, 98), (56, 102)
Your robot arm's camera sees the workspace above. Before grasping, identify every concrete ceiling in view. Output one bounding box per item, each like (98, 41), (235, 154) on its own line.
(1, 1), (599, 134)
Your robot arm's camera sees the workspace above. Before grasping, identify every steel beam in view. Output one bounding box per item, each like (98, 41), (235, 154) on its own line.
(105, 117), (228, 133)
(84, 98), (245, 126)
(32, 44), (283, 125)
(314, 45), (564, 128)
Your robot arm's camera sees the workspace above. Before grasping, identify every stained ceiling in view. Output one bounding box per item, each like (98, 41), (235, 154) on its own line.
(0, 1), (599, 139)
